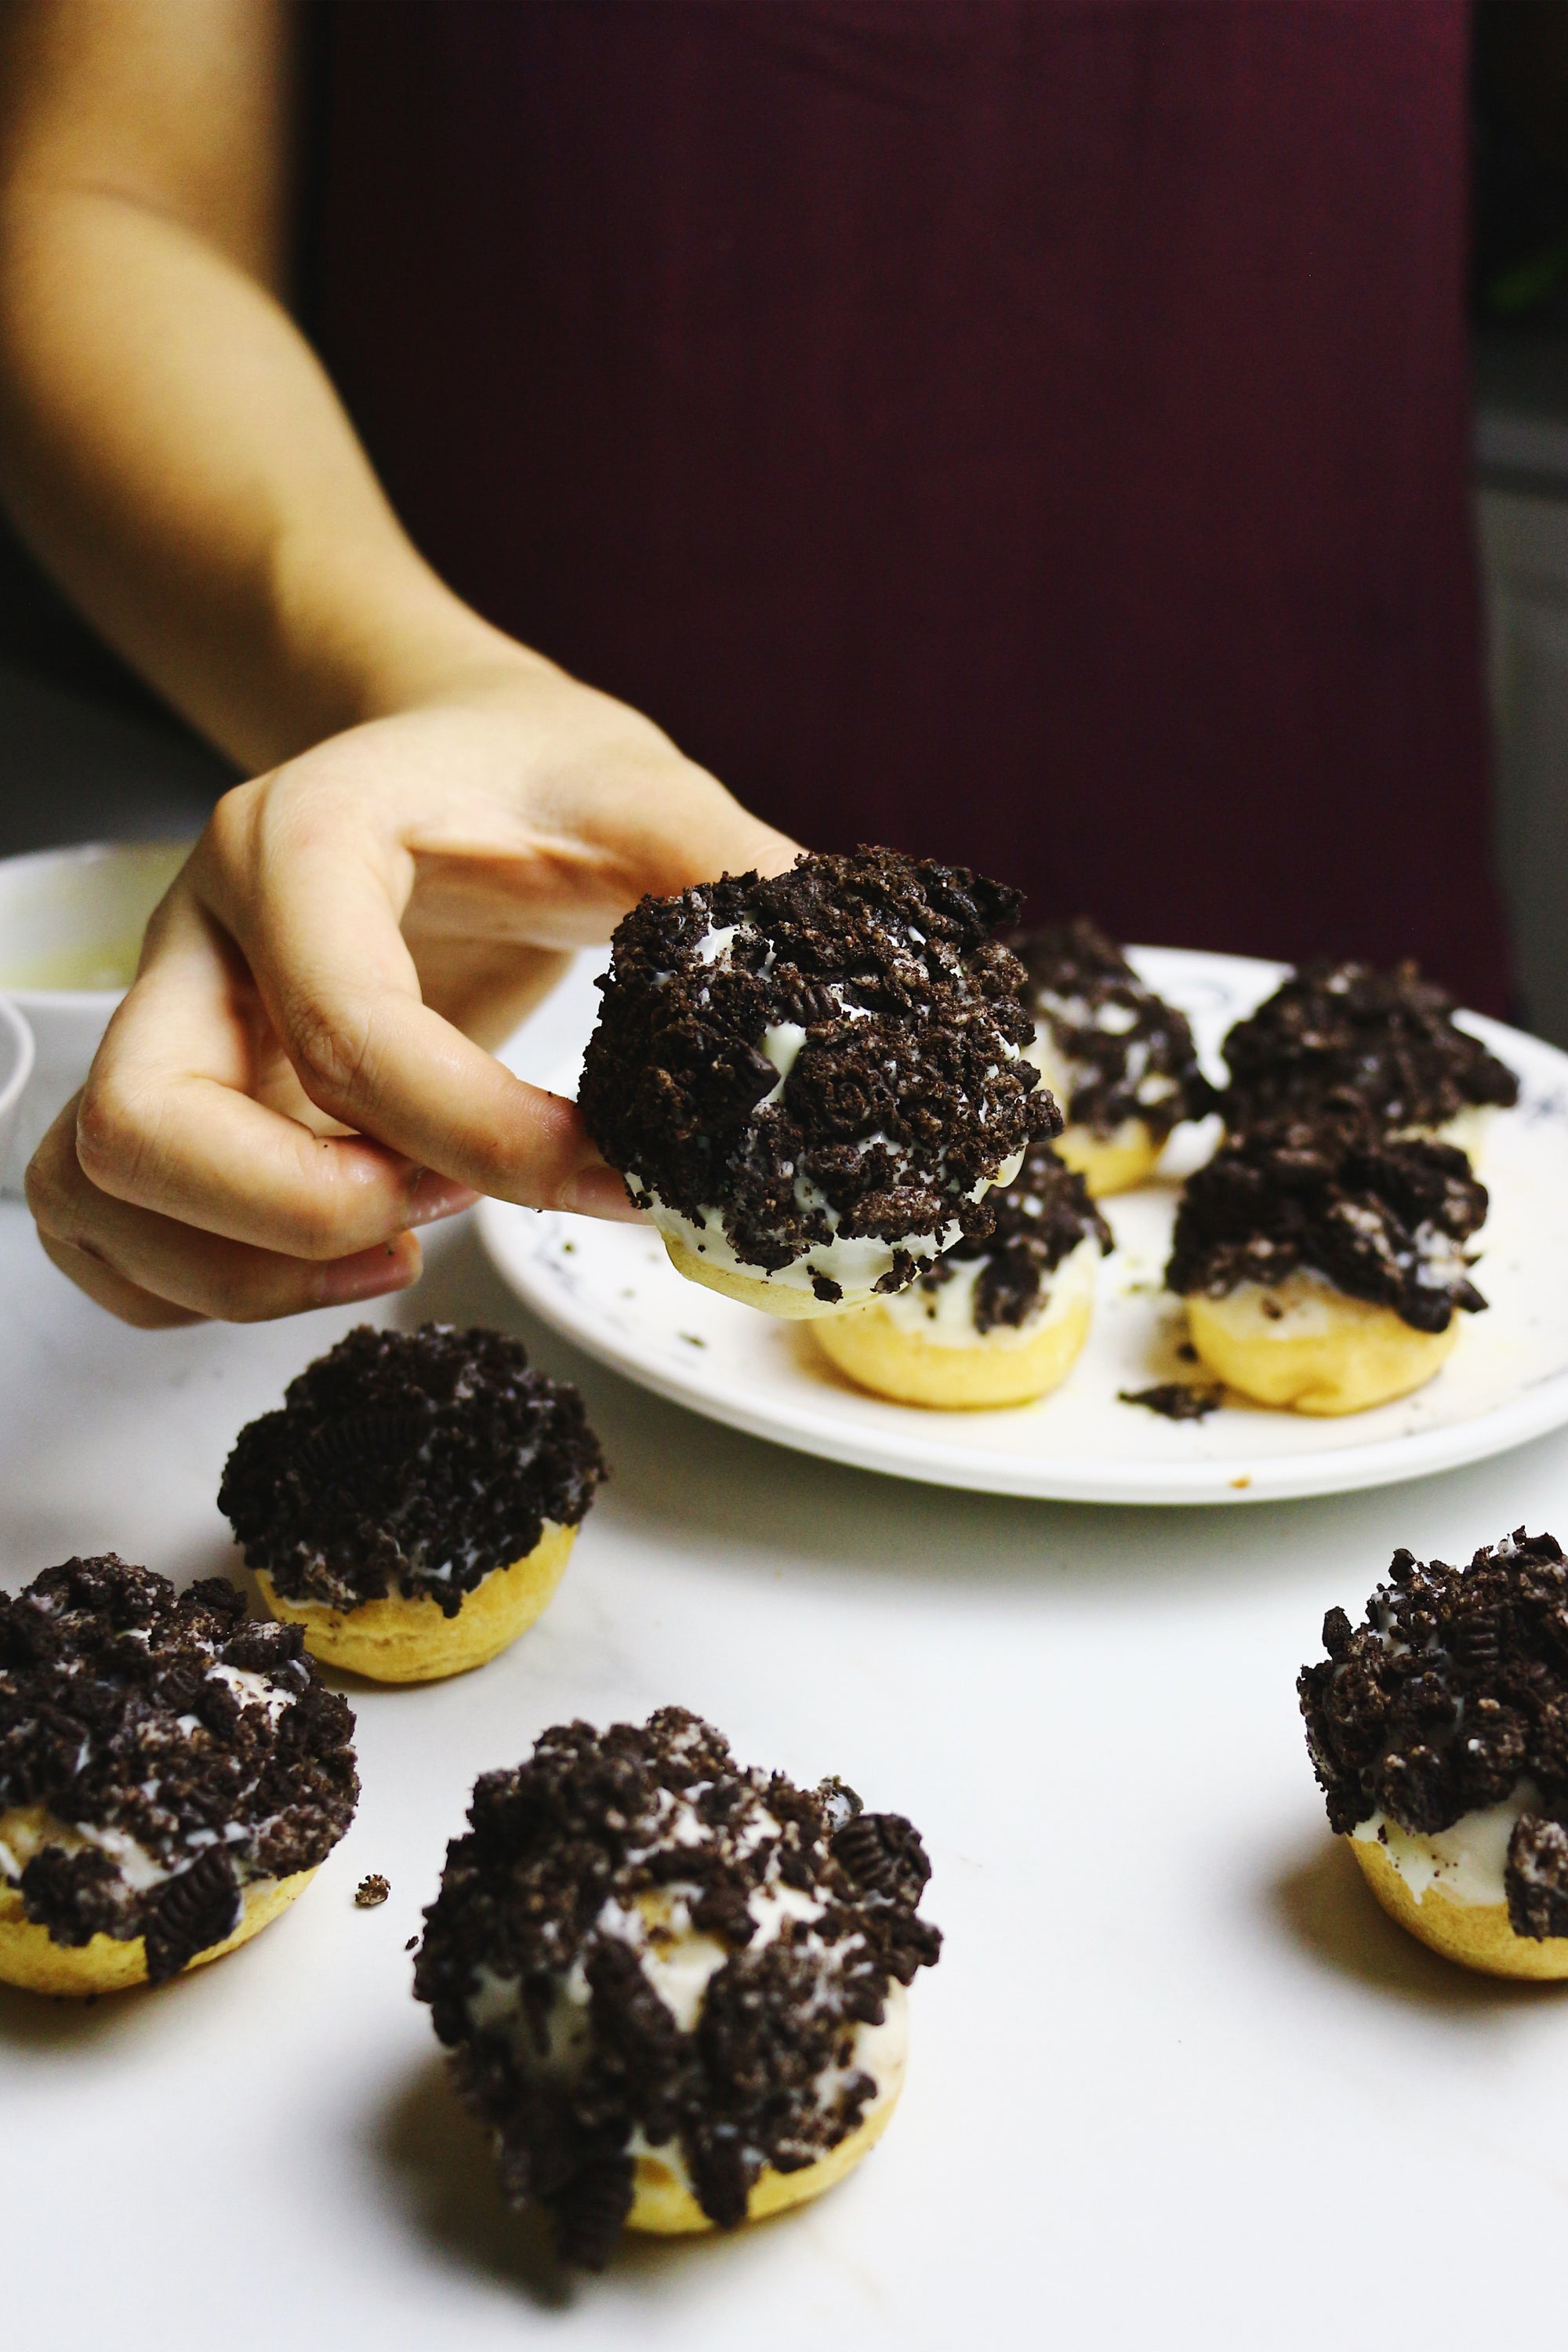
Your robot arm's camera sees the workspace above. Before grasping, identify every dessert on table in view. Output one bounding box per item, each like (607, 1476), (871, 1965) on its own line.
(1165, 1109), (1487, 1414)
(579, 848), (1055, 1316)
(1300, 1531), (1568, 1977)
(414, 1708), (940, 2267)
(814, 1134), (1112, 1407)
(220, 1324), (605, 1683)
(1014, 916), (1211, 1194)
(0, 1556), (357, 1995)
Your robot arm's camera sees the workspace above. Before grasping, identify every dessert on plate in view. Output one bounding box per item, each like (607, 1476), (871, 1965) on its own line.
(1300, 1530), (1568, 1977)
(578, 848), (1055, 1317)
(220, 1324), (605, 1683)
(1014, 916), (1211, 1193)
(1165, 1110), (1487, 1414)
(1218, 956), (1517, 1155)
(813, 1134), (1112, 1407)
(414, 1708), (941, 2266)
(0, 1555), (357, 1995)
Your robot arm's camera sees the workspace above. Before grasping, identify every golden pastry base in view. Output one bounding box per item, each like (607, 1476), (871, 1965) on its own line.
(1185, 1279), (1459, 1415)
(626, 2084), (900, 2234)
(1054, 1118), (1162, 1197)
(1351, 1836), (1568, 1980)
(813, 1290), (1092, 1409)
(0, 1867), (315, 1997)
(663, 1237), (857, 1319)
(256, 1522), (576, 1683)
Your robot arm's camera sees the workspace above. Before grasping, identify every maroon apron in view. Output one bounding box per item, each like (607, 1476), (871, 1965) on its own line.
(313, 0), (1507, 1009)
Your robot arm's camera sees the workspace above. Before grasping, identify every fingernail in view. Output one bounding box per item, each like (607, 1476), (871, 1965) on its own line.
(405, 1173), (481, 1229)
(316, 1238), (421, 1306)
(563, 1165), (645, 1222)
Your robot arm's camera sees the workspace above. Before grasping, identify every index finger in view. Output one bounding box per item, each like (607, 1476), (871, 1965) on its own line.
(194, 797), (635, 1213)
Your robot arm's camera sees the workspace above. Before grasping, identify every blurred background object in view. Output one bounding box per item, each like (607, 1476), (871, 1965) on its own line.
(1475, 0), (1568, 1046)
(2, 3), (1567, 1032)
(0, 521), (233, 855)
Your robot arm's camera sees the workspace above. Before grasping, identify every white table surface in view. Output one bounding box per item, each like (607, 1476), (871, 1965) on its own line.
(6, 989), (1568, 2348)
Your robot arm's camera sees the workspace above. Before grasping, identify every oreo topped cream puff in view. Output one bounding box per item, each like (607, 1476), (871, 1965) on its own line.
(815, 1136), (1112, 1407)
(415, 1708), (941, 2267)
(220, 1325), (606, 1683)
(0, 1556), (357, 1994)
(1300, 1531), (1568, 1976)
(579, 848), (1055, 1317)
(1219, 957), (1516, 1152)
(1014, 917), (1211, 1194)
(1166, 1111), (1487, 1414)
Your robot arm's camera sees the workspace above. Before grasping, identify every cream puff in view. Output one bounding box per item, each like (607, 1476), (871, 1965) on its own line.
(1300, 1531), (1568, 1977)
(813, 1135), (1111, 1407)
(1219, 956), (1516, 1153)
(578, 848), (1056, 1317)
(413, 1707), (941, 2267)
(1012, 917), (1211, 1194)
(220, 1324), (605, 1684)
(0, 1555), (357, 1995)
(1165, 1111), (1487, 1414)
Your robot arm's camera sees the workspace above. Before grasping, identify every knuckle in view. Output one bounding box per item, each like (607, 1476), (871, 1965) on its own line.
(201, 779), (263, 877)
(73, 1073), (154, 1194)
(283, 993), (377, 1113)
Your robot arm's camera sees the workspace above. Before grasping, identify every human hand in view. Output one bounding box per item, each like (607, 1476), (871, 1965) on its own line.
(27, 662), (797, 1326)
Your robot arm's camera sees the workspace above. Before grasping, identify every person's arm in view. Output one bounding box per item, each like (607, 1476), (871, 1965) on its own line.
(0, 0), (793, 1328)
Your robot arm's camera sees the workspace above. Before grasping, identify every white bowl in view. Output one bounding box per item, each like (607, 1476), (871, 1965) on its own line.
(0, 840), (191, 1192)
(0, 993), (37, 1183)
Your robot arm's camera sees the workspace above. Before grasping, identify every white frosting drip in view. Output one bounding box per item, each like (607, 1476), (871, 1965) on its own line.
(877, 1231), (1100, 1348)
(0, 1805), (172, 1894)
(1352, 1782), (1533, 1907)
(625, 1981), (909, 2187)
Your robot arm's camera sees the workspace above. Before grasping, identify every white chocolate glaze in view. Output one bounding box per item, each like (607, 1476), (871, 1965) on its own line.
(1352, 1784), (1533, 1907)
(878, 1231), (1100, 1349)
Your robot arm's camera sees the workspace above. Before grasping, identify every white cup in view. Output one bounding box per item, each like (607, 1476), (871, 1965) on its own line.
(0, 840), (192, 1192)
(0, 993), (37, 1183)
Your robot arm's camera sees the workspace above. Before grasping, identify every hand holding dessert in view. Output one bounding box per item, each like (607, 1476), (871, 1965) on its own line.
(25, 662), (795, 1330)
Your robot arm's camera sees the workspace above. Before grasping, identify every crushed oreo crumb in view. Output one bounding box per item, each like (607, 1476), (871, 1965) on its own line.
(578, 848), (1054, 1279)
(1299, 1531), (1568, 1938)
(415, 1708), (940, 2265)
(913, 1137), (1111, 1334)
(1166, 1110), (1487, 1333)
(219, 1325), (606, 1616)
(1119, 1382), (1225, 1421)
(1220, 957), (1517, 1136)
(356, 1873), (390, 1908)
(1014, 918), (1212, 1139)
(0, 1557), (357, 1980)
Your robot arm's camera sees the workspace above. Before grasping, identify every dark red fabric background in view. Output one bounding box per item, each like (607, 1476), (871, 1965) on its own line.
(313, 0), (1508, 1008)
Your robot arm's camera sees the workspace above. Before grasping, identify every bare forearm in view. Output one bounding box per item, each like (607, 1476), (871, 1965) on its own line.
(0, 179), (530, 771)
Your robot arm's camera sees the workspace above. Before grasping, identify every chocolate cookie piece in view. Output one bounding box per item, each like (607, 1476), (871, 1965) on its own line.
(415, 1708), (940, 2266)
(1298, 1531), (1568, 1937)
(0, 1557), (357, 1980)
(913, 1137), (1112, 1334)
(1014, 917), (1212, 1140)
(220, 1325), (606, 1617)
(1220, 957), (1517, 1136)
(578, 848), (1054, 1285)
(1165, 1109), (1487, 1334)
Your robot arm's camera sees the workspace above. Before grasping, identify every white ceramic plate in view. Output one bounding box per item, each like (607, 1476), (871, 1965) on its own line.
(480, 946), (1568, 1504)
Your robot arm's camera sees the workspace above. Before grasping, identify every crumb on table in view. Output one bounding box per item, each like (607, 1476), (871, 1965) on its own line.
(354, 1872), (390, 1907)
